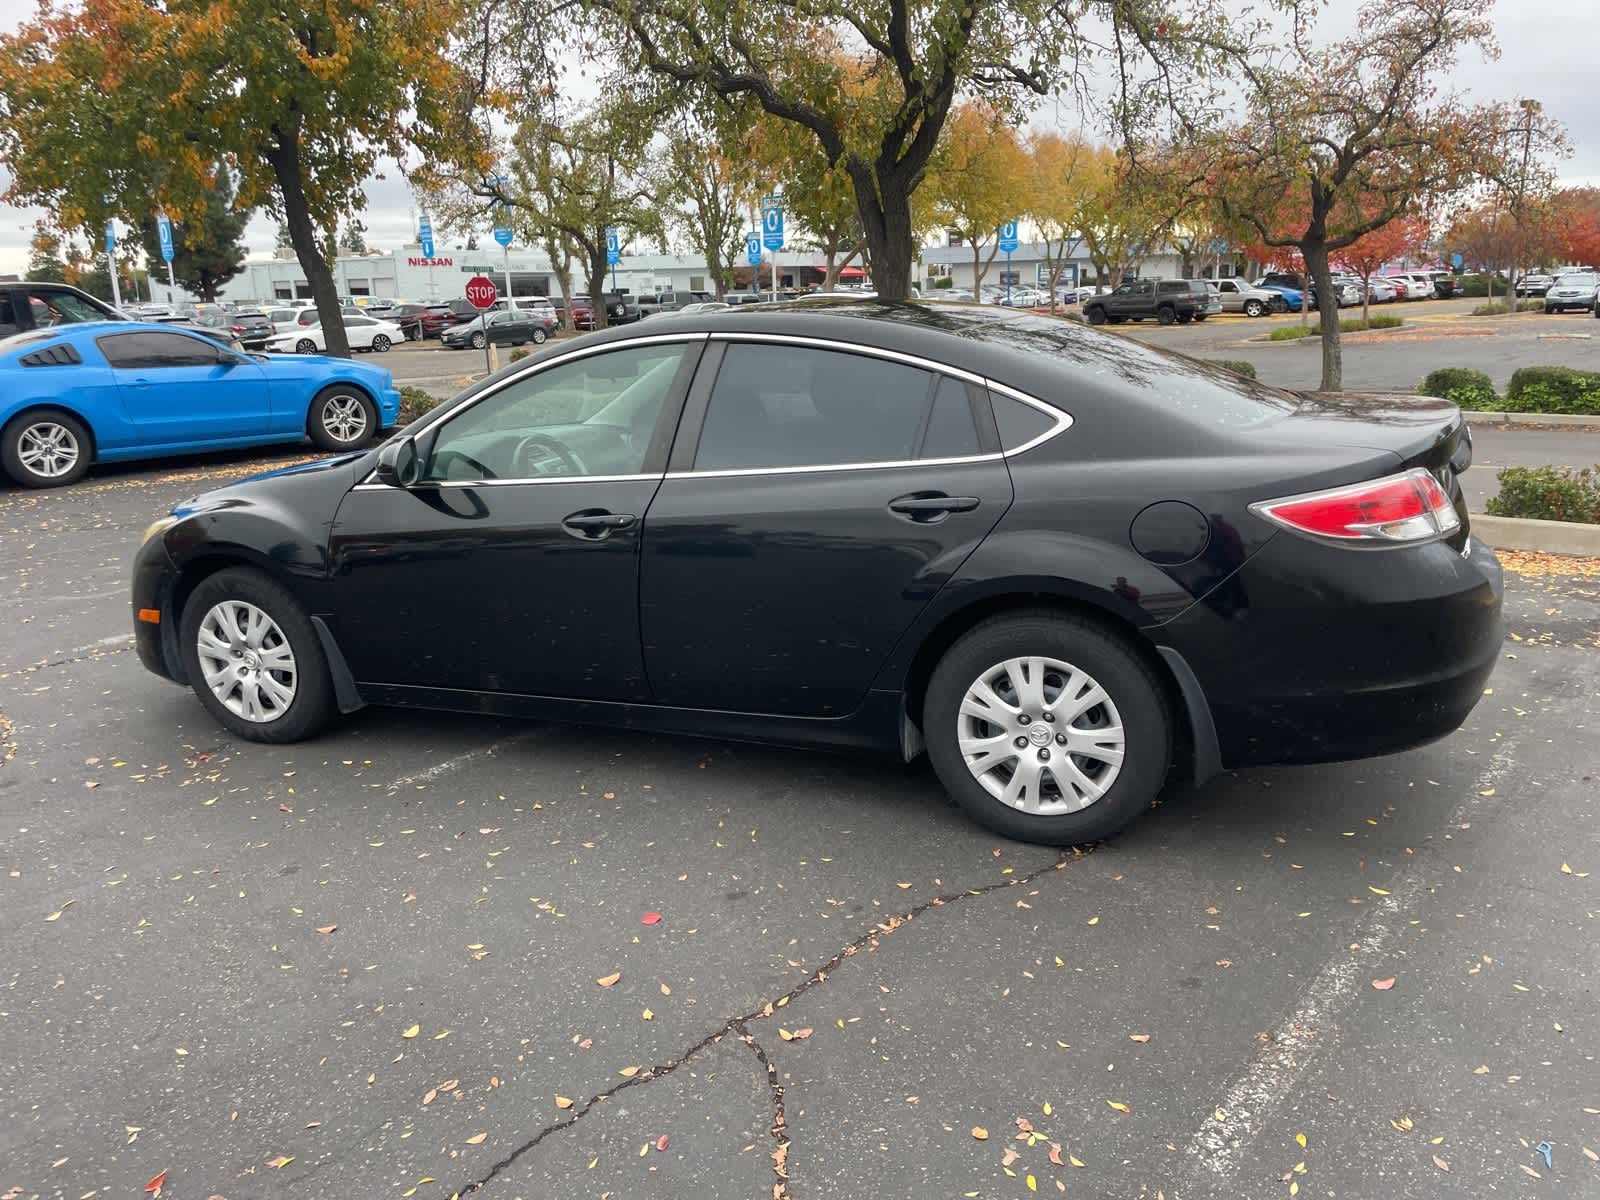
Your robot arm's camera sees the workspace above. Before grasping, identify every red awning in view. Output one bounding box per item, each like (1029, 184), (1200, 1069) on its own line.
(837, 266), (866, 278)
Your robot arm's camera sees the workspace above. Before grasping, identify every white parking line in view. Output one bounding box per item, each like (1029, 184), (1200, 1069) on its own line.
(384, 730), (546, 793)
(1177, 738), (1521, 1191)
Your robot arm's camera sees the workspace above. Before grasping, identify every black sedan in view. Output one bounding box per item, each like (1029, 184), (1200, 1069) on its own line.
(131, 302), (1501, 844)
(440, 309), (555, 350)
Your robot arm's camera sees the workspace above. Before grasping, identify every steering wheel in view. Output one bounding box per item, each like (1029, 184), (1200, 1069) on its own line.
(513, 433), (587, 477)
(429, 448), (497, 480)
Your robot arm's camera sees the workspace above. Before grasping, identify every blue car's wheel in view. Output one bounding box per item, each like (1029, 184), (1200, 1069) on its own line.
(308, 387), (376, 452)
(3, 409), (91, 489)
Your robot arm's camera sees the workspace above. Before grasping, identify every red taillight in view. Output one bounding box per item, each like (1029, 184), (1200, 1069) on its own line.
(1251, 468), (1461, 545)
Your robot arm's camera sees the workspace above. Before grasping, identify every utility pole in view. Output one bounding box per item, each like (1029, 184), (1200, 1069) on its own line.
(1505, 98), (1540, 312)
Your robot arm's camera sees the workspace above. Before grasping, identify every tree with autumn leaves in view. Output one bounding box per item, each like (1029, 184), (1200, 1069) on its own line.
(1198, 0), (1558, 390)
(0, 0), (486, 355)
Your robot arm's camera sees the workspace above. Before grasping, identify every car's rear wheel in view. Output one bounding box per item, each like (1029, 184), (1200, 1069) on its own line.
(1157, 305), (1177, 325)
(371, 334), (391, 352)
(532, 327), (548, 344)
(295, 338), (317, 354)
(1177, 312), (1193, 324)
(308, 387), (376, 451)
(924, 611), (1171, 845)
(179, 567), (334, 743)
(1244, 299), (1265, 317)
(1085, 306), (1107, 325)
(2, 410), (91, 488)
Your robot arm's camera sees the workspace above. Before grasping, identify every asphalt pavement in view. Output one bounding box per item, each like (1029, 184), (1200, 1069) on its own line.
(2, 456), (1597, 1200)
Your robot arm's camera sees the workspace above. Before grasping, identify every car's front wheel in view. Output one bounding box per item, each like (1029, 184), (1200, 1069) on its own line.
(371, 334), (391, 352)
(308, 387), (376, 451)
(923, 610), (1171, 845)
(1244, 299), (1265, 317)
(470, 331), (487, 349)
(1085, 306), (1107, 325)
(2, 409), (92, 488)
(531, 327), (548, 344)
(179, 567), (334, 743)
(295, 338), (317, 354)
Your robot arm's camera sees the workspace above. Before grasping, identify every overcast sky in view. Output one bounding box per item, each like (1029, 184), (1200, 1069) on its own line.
(0, 0), (1594, 274)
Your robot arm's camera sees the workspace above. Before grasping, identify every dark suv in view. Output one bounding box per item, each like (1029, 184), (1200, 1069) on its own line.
(0, 282), (240, 348)
(1083, 279), (1215, 326)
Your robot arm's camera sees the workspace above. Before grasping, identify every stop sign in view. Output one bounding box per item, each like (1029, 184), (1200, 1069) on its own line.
(464, 276), (499, 310)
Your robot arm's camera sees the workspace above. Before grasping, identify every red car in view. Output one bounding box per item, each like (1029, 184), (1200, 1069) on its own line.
(565, 297), (596, 331)
(416, 305), (469, 338)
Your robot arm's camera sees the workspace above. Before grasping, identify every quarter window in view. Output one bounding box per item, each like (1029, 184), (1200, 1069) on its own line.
(422, 343), (688, 483)
(991, 394), (1058, 452)
(692, 344), (980, 471)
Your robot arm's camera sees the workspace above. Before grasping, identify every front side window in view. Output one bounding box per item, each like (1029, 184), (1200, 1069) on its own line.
(96, 331), (224, 368)
(693, 344), (980, 471)
(422, 343), (688, 483)
(25, 288), (111, 327)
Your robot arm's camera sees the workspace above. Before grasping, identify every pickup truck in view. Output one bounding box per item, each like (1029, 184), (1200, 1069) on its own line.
(636, 289), (715, 318)
(1082, 279), (1218, 326)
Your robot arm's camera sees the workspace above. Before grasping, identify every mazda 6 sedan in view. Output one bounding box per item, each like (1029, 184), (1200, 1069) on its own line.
(132, 301), (1502, 844)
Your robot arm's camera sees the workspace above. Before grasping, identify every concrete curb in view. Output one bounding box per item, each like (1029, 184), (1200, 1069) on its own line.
(1465, 411), (1600, 429)
(1472, 513), (1600, 557)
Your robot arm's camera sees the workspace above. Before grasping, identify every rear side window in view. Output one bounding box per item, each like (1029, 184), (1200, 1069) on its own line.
(991, 395), (1058, 452)
(693, 344), (981, 471)
(1157, 281), (1188, 294)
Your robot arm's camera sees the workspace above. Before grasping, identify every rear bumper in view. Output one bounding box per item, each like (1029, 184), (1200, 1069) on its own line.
(1156, 534), (1504, 769)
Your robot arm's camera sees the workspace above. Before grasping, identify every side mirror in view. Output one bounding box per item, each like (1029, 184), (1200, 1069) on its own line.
(374, 436), (421, 488)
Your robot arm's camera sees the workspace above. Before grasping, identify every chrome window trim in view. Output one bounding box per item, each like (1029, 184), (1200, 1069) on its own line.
(662, 332), (1073, 478)
(352, 472), (660, 492)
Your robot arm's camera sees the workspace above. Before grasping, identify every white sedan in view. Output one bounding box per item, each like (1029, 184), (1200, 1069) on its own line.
(265, 314), (402, 354)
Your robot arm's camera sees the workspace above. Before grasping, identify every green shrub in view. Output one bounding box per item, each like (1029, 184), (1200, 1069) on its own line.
(931, 277), (954, 289)
(1486, 465), (1600, 524)
(398, 385), (443, 425)
(1266, 315), (1402, 341)
(1419, 368), (1497, 410)
(509, 348), (530, 363)
(1471, 299), (1544, 315)
(1503, 367), (1600, 415)
(1457, 274), (1496, 297)
(1206, 358), (1258, 378)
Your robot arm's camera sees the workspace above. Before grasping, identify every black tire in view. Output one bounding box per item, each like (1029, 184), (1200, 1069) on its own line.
(1156, 305), (1177, 325)
(295, 338), (317, 354)
(307, 386), (377, 452)
(1109, 315), (1128, 324)
(532, 327), (548, 344)
(1176, 312), (1193, 324)
(1544, 306), (1555, 315)
(470, 331), (486, 349)
(371, 334), (391, 352)
(2, 409), (92, 489)
(923, 610), (1172, 845)
(1192, 312), (1207, 322)
(1085, 306), (1107, 326)
(1244, 299), (1265, 317)
(178, 567), (335, 744)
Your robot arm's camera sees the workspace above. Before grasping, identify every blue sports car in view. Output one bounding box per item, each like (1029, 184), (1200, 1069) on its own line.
(0, 321), (401, 488)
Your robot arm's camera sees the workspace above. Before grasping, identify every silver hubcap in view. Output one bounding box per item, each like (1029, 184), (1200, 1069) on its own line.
(17, 422), (79, 478)
(197, 601), (296, 722)
(958, 656), (1125, 815)
(321, 395), (368, 443)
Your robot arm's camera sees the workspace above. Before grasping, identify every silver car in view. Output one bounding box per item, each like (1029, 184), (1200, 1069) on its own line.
(1544, 272), (1599, 313)
(1207, 278), (1282, 317)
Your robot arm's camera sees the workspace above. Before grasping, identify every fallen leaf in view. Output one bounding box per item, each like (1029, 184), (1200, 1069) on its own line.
(465, 1133), (487, 1145)
(641, 911), (662, 925)
(1472, 1065), (1489, 1074)
(896, 882), (912, 889)
(1107, 1100), (1131, 1113)
(1069, 1154), (1085, 1168)
(432, 1030), (450, 1040)
(1371, 977), (1396, 991)
(642, 1008), (654, 1020)
(315, 924), (337, 935)
(1027, 1175), (1038, 1192)
(619, 1066), (641, 1077)
(266, 1155), (294, 1169)
(655, 1135), (669, 1152)
(401, 1024), (420, 1039)
(422, 1088), (437, 1105)
(438, 1079), (459, 1092)
(555, 1095), (574, 1109)
(1129, 1033), (1151, 1044)
(1368, 886), (1391, 896)
(1296, 1132), (1307, 1148)
(175, 1048), (189, 1057)
(790, 1027), (813, 1040)
(1087, 916), (1100, 925)
(1048, 1142), (1063, 1166)
(1582, 1146), (1598, 1162)
(144, 1171), (167, 1196)
(1042, 1102), (1052, 1116)
(971, 1127), (989, 1141)
(1561, 863), (1574, 875)
(596, 972), (622, 988)
(1432, 1154), (1450, 1172)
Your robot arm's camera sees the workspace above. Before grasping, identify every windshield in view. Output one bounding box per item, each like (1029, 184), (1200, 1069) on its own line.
(1558, 273), (1598, 287)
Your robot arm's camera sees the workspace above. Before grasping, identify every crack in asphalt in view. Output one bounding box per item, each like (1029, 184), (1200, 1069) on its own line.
(0, 638), (134, 682)
(734, 1023), (791, 1199)
(456, 847), (1082, 1195)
